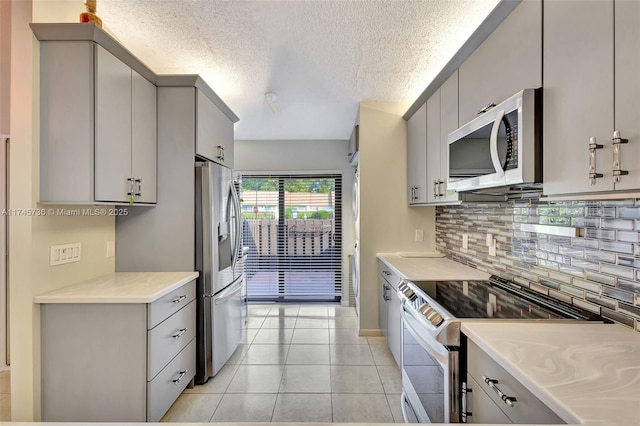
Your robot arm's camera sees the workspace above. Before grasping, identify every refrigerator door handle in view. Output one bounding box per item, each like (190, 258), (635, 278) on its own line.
(230, 181), (242, 271)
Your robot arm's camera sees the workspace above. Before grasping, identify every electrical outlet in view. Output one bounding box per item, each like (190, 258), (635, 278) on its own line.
(415, 229), (424, 243)
(463, 281), (469, 296)
(462, 234), (469, 249)
(488, 240), (497, 256)
(50, 243), (81, 266)
(106, 241), (115, 258)
(486, 233), (493, 246)
(489, 293), (497, 312)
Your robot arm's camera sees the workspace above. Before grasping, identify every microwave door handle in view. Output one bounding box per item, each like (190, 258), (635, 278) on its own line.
(489, 110), (506, 177)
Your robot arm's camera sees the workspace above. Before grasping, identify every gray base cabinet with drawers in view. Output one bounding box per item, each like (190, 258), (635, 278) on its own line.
(377, 260), (401, 367)
(463, 339), (564, 424)
(40, 280), (196, 422)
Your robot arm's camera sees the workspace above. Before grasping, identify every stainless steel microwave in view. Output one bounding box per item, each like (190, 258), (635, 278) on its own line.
(447, 88), (541, 192)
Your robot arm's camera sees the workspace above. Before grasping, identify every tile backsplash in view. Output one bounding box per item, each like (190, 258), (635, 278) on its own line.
(436, 200), (640, 331)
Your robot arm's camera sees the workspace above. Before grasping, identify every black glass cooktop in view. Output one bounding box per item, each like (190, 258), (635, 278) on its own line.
(433, 276), (604, 321)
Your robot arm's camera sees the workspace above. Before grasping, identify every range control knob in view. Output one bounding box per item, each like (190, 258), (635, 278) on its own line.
(402, 287), (417, 301)
(429, 313), (444, 327)
(398, 282), (408, 292)
(419, 303), (432, 315)
(425, 309), (438, 322)
(419, 304), (434, 318)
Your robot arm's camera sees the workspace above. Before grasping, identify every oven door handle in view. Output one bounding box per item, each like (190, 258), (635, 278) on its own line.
(402, 309), (450, 363)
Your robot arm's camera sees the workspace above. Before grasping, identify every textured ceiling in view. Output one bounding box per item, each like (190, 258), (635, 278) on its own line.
(98, 0), (500, 140)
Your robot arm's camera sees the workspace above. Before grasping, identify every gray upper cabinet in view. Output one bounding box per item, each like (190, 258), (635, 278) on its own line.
(426, 90), (441, 203)
(439, 70), (459, 203)
(39, 40), (157, 204)
(94, 46), (157, 204)
(407, 102), (427, 204)
(458, 0), (542, 125)
(612, 0), (640, 192)
(196, 89), (234, 168)
(131, 70), (158, 203)
(543, 0), (639, 196)
(407, 71), (459, 206)
(94, 45), (132, 203)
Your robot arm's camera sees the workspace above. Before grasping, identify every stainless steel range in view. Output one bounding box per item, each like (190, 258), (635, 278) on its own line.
(397, 277), (604, 423)
(399, 280), (461, 423)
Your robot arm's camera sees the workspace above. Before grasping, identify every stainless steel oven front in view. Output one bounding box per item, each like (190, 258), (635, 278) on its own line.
(399, 282), (460, 423)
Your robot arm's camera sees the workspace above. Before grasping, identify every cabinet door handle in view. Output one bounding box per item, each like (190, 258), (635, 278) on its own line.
(126, 177), (135, 196)
(216, 144), (225, 162)
(172, 370), (188, 385)
(134, 177), (142, 197)
(433, 180), (439, 198)
(438, 180), (445, 197)
(171, 295), (188, 304)
(588, 137), (604, 185)
(413, 186), (418, 201)
(172, 328), (188, 339)
(612, 130), (629, 183)
(482, 376), (517, 407)
(461, 381), (472, 422)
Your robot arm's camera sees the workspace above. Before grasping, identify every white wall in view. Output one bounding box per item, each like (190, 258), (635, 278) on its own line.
(0, 0), (10, 135)
(9, 1), (115, 420)
(358, 101), (436, 333)
(0, 0), (9, 369)
(235, 139), (355, 305)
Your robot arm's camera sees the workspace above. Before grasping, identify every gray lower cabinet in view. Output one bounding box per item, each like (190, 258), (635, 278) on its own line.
(39, 41), (157, 204)
(40, 280), (196, 422)
(458, 0), (541, 125)
(464, 339), (564, 424)
(543, 0), (640, 196)
(377, 260), (401, 367)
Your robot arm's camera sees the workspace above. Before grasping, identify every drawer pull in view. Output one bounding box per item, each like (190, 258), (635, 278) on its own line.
(172, 328), (188, 339)
(171, 295), (188, 304)
(173, 370), (188, 385)
(482, 375), (517, 407)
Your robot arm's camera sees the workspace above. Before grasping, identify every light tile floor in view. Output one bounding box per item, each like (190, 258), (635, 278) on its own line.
(162, 303), (403, 423)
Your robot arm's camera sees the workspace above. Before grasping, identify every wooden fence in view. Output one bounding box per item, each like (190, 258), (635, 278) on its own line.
(243, 219), (334, 255)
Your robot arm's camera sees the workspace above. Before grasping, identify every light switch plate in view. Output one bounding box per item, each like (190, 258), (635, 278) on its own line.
(415, 229), (424, 243)
(50, 243), (81, 266)
(462, 234), (469, 249)
(463, 281), (469, 296)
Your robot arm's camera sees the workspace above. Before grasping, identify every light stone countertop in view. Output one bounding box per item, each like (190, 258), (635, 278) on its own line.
(34, 271), (199, 304)
(462, 321), (640, 426)
(377, 253), (491, 282)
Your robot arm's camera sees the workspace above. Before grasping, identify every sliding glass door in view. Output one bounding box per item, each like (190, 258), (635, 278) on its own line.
(240, 174), (342, 301)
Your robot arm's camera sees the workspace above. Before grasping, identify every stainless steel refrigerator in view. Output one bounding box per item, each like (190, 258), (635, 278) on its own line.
(195, 161), (244, 384)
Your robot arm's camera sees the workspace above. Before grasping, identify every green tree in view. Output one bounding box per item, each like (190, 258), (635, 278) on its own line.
(242, 177), (335, 193)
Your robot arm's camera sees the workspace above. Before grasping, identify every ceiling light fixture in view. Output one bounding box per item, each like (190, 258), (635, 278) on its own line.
(264, 92), (278, 114)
